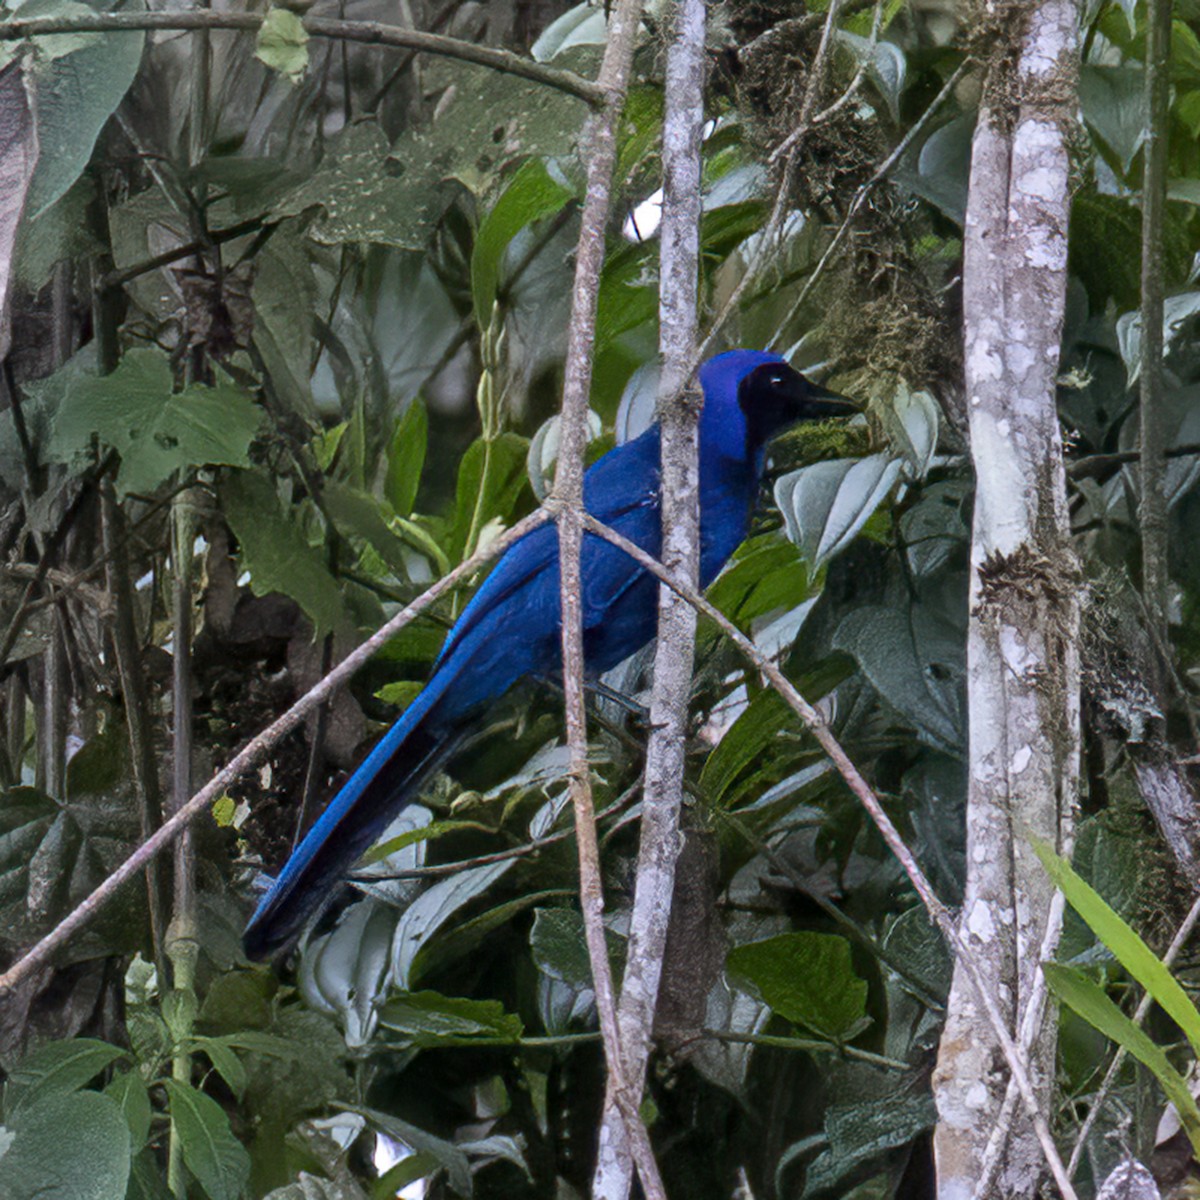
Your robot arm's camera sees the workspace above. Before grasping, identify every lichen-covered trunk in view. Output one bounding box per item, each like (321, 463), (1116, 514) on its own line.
(931, 3), (1081, 1197)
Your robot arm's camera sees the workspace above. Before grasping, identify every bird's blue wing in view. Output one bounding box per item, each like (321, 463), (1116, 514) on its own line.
(433, 427), (662, 673)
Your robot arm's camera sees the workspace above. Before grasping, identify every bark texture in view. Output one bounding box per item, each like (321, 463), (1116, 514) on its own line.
(591, 0), (705, 1192)
(931, 3), (1081, 1197)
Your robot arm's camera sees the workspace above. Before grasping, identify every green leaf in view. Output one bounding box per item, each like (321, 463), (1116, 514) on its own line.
(1032, 838), (1200, 1057)
(104, 1071), (152, 1149)
(391, 860), (515, 989)
(1080, 65), (1146, 172)
(163, 1080), (251, 1200)
(20, 0), (144, 220)
(191, 1035), (249, 1100)
(255, 7), (309, 83)
(471, 159), (573, 328)
(450, 432), (532, 561)
(833, 601), (964, 751)
(0, 1090), (131, 1200)
(359, 817), (475, 864)
(346, 1104), (472, 1197)
(707, 534), (811, 627)
(775, 453), (901, 576)
(323, 479), (410, 579)
(378, 990), (524, 1045)
(701, 689), (792, 808)
(1043, 963), (1200, 1156)
(727, 932), (868, 1042)
(220, 470), (349, 636)
(47, 350), (263, 497)
(5, 1037), (125, 1115)
(0, 779), (140, 948)
(530, 908), (593, 988)
(384, 400), (428, 517)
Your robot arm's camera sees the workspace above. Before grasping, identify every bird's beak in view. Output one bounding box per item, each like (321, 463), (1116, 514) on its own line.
(805, 382), (861, 419)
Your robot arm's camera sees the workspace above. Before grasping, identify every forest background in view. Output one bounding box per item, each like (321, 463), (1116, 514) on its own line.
(1, 0), (1199, 1198)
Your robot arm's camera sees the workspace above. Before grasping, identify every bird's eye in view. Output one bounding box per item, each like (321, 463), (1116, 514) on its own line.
(769, 373), (784, 386)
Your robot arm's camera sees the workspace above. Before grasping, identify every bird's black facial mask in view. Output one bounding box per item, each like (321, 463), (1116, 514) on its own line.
(737, 361), (858, 450)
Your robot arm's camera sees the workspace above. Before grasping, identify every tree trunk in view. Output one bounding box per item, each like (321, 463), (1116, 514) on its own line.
(931, 3), (1081, 1197)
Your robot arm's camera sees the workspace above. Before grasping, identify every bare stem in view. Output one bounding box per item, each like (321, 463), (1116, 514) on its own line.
(548, 0), (666, 1192)
(1138, 0), (1172, 641)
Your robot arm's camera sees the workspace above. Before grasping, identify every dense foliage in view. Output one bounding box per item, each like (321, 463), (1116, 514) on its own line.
(2, 0), (1200, 1197)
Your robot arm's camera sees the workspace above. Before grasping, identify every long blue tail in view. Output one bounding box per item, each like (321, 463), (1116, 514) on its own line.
(243, 676), (459, 960)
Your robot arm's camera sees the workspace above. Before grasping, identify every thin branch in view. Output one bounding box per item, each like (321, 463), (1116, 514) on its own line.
(100, 483), (168, 982)
(701, 1028), (911, 1071)
(594, 0), (706, 1188)
(1138, 0), (1173, 641)
(0, 11), (604, 106)
(580, 512), (1082, 1200)
(548, 0), (664, 1193)
(0, 505), (552, 997)
(766, 57), (973, 350)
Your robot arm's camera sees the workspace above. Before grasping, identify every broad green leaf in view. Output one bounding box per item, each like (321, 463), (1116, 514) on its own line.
(833, 602), (964, 751)
(727, 932), (868, 1042)
(1032, 839), (1200, 1058)
(531, 2), (608, 60)
(322, 479), (409, 579)
(191, 1035), (248, 1099)
(299, 900), (398, 1049)
(1043, 963), (1200, 1156)
(274, 61), (584, 249)
(4, 1037), (125, 1115)
(345, 1105), (471, 1197)
(526, 410), (602, 500)
(708, 534), (811, 628)
(252, 222), (318, 420)
(775, 453), (901, 575)
(898, 480), (968, 578)
(20, 0), (144, 219)
(1080, 66), (1145, 172)
(879, 383), (939, 480)
(0, 1090), (131, 1200)
(391, 860), (515, 989)
(835, 31), (906, 120)
(701, 689), (792, 808)
(413, 888), (568, 984)
(530, 908), (593, 987)
(450, 432), (532, 560)
(0, 778), (140, 948)
(47, 350), (263, 496)
(898, 112), (973, 225)
(378, 990), (524, 1045)
(220, 470), (349, 636)
(105, 1071), (152, 1149)
(255, 7), (309, 83)
(163, 1080), (251, 1200)
(384, 400), (428, 517)
(799, 1092), (936, 1196)
(1116, 292), (1200, 385)
(0, 59), (35, 360)
(471, 158), (573, 328)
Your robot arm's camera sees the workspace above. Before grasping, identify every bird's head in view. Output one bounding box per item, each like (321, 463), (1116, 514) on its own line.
(698, 349), (858, 463)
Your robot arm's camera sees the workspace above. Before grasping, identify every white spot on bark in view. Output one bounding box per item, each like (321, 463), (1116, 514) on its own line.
(1010, 744), (1032, 774)
(967, 899), (996, 941)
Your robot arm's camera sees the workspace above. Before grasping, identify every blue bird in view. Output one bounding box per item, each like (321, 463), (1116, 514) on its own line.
(243, 350), (854, 959)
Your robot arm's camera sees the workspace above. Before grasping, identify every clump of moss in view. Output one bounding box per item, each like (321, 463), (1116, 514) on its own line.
(728, 5), (961, 400)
